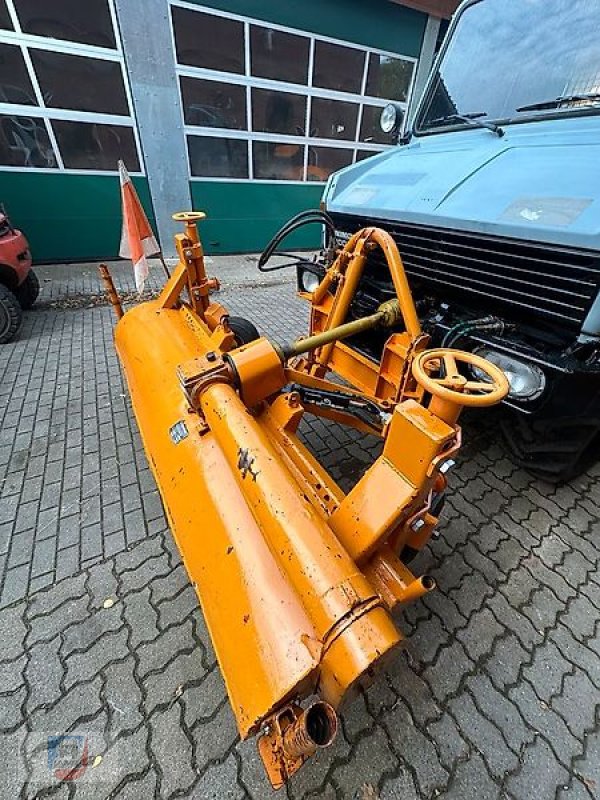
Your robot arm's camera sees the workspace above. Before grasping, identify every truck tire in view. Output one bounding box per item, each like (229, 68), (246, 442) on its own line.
(0, 284), (23, 343)
(15, 270), (40, 309)
(229, 316), (260, 347)
(501, 411), (600, 483)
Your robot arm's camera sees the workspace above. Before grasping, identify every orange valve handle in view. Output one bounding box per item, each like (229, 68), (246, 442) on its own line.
(412, 349), (509, 409)
(172, 211), (207, 223)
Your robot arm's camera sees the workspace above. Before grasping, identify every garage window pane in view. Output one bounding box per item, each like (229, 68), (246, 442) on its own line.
(180, 77), (246, 129)
(313, 41), (365, 95)
(310, 97), (358, 142)
(0, 43), (37, 106)
(172, 7), (244, 74)
(359, 105), (398, 145)
(251, 89), (306, 136)
(30, 50), (129, 115)
(188, 135), (247, 178)
(307, 146), (352, 181)
(366, 54), (413, 102)
(253, 140), (304, 181)
(0, 114), (56, 167)
(0, 1), (13, 30)
(250, 26), (309, 85)
(13, 0), (116, 48)
(355, 149), (380, 162)
(52, 120), (139, 170)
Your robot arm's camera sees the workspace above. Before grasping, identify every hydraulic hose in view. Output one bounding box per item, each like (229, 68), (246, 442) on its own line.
(258, 209), (337, 272)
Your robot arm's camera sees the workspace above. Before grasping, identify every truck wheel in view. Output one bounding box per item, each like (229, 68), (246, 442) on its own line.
(229, 316), (260, 347)
(501, 411), (600, 483)
(15, 270), (40, 309)
(0, 285), (23, 343)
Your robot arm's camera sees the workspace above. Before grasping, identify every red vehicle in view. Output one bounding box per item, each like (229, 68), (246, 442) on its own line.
(0, 207), (38, 343)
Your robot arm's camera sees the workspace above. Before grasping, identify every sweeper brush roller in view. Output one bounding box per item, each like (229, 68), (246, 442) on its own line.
(108, 212), (509, 788)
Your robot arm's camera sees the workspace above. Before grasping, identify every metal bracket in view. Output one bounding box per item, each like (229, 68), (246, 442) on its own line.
(177, 352), (234, 410)
(289, 383), (390, 430)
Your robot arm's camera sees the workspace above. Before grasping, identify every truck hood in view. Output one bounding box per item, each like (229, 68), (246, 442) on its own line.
(326, 115), (600, 252)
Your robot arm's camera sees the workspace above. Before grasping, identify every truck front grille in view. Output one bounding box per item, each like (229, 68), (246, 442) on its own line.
(331, 214), (600, 329)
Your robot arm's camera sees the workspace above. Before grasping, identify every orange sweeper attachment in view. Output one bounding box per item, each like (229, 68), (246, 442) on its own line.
(108, 211), (509, 788)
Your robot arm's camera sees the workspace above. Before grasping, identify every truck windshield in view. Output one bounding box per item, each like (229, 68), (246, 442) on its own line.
(417, 0), (600, 134)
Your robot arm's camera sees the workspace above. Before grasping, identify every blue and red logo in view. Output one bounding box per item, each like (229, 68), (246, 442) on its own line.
(47, 735), (89, 780)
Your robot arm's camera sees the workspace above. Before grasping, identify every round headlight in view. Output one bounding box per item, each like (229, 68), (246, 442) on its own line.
(473, 348), (546, 401)
(380, 103), (399, 134)
(300, 270), (320, 293)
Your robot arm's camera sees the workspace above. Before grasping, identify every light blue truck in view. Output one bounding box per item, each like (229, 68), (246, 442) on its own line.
(300, 0), (600, 481)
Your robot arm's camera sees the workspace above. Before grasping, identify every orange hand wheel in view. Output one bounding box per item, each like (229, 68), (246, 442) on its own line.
(412, 348), (509, 423)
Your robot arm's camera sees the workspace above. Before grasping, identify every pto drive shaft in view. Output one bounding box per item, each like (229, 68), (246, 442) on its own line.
(281, 299), (402, 360)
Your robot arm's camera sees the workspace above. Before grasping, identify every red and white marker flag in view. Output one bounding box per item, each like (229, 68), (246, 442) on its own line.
(118, 160), (159, 294)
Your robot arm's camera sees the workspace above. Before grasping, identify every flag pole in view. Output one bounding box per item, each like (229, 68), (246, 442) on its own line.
(157, 251), (171, 279)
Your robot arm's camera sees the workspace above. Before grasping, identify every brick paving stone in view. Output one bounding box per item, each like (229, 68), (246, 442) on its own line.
(381, 700), (449, 796)
(122, 586), (160, 649)
(0, 684), (27, 729)
(24, 635), (64, 713)
(457, 608), (504, 661)
(507, 737), (570, 800)
(136, 617), (195, 678)
(380, 769), (420, 800)
(0, 725), (28, 798)
(80, 728), (151, 800)
(428, 712), (469, 772)
(485, 634), (530, 692)
(508, 680), (582, 768)
(449, 692), (518, 780)
(522, 640), (573, 703)
(573, 729), (600, 798)
(64, 627), (129, 690)
(27, 593), (90, 646)
(466, 673), (535, 754)
(143, 647), (208, 715)
(62, 602), (123, 658)
(189, 700), (239, 771)
(150, 702), (196, 797)
(423, 641), (473, 702)
(443, 753), (502, 800)
(550, 669), (598, 740)
(112, 769), (158, 800)
(104, 658), (144, 737)
(331, 724), (398, 795)
(191, 753), (245, 800)
(156, 583), (198, 630)
(28, 675), (104, 735)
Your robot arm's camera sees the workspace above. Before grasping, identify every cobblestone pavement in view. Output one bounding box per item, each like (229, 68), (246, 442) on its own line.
(0, 261), (599, 799)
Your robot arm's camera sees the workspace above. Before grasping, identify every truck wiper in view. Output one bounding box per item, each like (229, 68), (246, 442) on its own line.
(516, 93), (600, 112)
(427, 112), (505, 137)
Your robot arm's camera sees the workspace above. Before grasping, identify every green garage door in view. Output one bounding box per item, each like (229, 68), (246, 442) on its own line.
(0, 0), (426, 261)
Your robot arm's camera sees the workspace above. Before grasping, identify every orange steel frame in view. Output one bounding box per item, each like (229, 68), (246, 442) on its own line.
(112, 213), (508, 789)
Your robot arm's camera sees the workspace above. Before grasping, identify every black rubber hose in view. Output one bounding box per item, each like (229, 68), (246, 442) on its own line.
(258, 210), (335, 270)
(441, 321), (473, 348)
(257, 209), (337, 272)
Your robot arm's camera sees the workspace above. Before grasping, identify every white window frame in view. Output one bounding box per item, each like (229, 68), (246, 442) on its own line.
(0, 0), (144, 175)
(169, 0), (418, 184)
